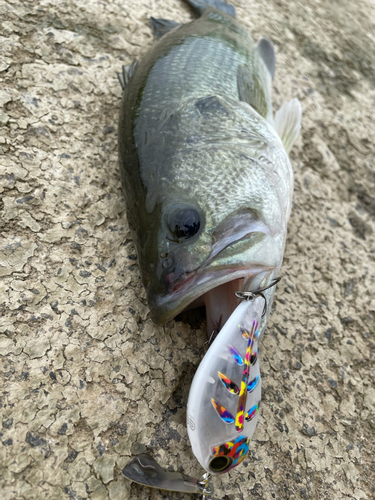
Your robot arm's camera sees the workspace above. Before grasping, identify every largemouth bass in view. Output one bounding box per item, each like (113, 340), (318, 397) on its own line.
(118, 0), (301, 336)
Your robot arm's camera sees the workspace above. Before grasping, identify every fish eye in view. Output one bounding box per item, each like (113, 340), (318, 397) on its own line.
(165, 205), (201, 242)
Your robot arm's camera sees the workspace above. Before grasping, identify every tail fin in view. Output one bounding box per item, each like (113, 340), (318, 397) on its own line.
(184, 0), (235, 18)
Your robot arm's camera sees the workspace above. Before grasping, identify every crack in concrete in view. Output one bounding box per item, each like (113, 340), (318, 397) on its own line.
(1, 0), (374, 499)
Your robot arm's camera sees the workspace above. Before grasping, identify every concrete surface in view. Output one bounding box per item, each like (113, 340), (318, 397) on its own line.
(0, 0), (374, 499)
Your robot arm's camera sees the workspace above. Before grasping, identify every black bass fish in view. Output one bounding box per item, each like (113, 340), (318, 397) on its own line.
(118, 0), (301, 335)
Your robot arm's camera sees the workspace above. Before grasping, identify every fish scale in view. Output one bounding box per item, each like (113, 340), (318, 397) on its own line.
(135, 21), (269, 127)
(118, 0), (301, 334)
(120, 0), (302, 492)
(167, 148), (282, 226)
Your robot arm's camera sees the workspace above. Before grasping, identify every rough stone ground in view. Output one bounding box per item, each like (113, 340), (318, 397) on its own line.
(0, 0), (374, 499)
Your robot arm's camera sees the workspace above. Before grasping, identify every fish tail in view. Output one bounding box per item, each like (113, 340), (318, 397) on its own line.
(183, 0), (235, 18)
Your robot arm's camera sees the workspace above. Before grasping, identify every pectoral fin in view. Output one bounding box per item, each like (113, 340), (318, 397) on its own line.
(237, 64), (268, 119)
(274, 98), (302, 153)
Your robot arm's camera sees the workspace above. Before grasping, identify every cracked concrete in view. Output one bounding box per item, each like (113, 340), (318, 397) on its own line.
(0, 0), (374, 499)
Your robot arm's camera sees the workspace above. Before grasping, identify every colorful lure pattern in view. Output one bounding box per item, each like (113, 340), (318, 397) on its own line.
(229, 345), (243, 365)
(211, 436), (250, 472)
(245, 401), (260, 421)
(247, 375), (259, 393)
(211, 398), (234, 423)
(250, 349), (258, 366)
(211, 320), (261, 433)
(240, 325), (259, 339)
(218, 372), (240, 395)
(235, 320), (257, 432)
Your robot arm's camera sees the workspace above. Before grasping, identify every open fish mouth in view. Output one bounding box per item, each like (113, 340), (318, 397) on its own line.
(148, 231), (280, 334)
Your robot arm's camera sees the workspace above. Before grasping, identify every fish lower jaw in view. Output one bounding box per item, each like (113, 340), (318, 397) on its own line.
(202, 270), (274, 335)
(150, 267), (275, 335)
(203, 278), (244, 335)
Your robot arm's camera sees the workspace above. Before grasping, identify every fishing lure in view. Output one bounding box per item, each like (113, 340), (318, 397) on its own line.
(187, 295), (263, 474)
(120, 0), (300, 493)
(123, 290), (273, 497)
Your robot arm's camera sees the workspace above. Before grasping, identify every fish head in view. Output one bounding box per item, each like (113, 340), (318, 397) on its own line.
(133, 95), (293, 333)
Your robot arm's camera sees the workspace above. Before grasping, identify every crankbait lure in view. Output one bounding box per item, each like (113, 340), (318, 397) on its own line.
(187, 295), (263, 474)
(119, 0), (300, 493)
(122, 280), (280, 497)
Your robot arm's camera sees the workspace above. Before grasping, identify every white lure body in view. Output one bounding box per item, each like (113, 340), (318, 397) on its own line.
(187, 297), (264, 474)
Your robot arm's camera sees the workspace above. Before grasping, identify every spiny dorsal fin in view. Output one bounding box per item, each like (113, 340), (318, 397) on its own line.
(150, 18), (180, 38)
(237, 64), (268, 119)
(257, 37), (276, 80)
(274, 98), (302, 153)
(184, 0), (235, 18)
(117, 60), (138, 90)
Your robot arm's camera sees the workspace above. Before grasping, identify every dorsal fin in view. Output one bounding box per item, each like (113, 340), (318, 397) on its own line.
(150, 18), (180, 38)
(237, 64), (268, 119)
(117, 60), (138, 91)
(184, 0), (235, 18)
(257, 37), (276, 79)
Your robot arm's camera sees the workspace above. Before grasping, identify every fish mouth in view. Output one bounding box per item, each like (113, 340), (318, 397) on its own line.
(148, 231), (280, 334)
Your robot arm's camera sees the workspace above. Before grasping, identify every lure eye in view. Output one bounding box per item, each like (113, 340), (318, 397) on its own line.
(165, 205), (201, 242)
(208, 456), (232, 472)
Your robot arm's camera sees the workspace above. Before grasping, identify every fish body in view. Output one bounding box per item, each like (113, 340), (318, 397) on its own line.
(187, 296), (263, 473)
(118, 0), (301, 335)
